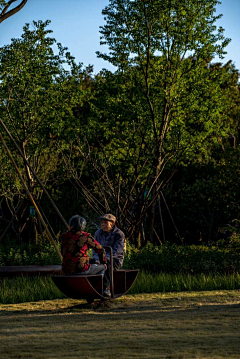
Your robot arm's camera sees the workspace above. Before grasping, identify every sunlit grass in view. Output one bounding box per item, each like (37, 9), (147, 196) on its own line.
(0, 276), (65, 304)
(1, 271), (240, 304)
(128, 271), (240, 294)
(1, 291), (240, 359)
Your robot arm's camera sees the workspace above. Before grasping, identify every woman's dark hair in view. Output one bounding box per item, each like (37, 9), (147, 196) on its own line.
(68, 215), (86, 234)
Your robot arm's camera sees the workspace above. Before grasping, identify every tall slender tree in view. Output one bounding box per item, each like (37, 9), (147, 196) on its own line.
(0, 20), (86, 240)
(89, 0), (232, 242)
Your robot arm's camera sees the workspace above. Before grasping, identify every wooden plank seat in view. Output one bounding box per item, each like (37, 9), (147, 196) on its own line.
(0, 265), (62, 277)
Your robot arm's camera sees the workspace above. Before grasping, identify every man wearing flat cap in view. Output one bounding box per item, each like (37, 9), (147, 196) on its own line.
(92, 213), (125, 297)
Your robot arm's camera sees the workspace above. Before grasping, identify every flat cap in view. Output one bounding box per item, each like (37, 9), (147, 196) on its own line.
(100, 213), (116, 222)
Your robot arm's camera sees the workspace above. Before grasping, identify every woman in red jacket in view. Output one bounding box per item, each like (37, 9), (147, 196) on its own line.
(61, 215), (107, 276)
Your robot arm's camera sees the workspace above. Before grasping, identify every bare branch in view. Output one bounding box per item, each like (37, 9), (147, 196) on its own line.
(0, 0), (28, 24)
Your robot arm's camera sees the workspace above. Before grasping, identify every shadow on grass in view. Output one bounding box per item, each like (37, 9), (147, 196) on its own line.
(1, 293), (240, 359)
(1, 296), (240, 319)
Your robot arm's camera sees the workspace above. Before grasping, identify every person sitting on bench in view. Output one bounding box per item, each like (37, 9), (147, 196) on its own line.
(92, 213), (125, 297)
(61, 215), (107, 278)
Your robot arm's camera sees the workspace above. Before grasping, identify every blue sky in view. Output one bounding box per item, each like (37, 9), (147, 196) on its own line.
(0, 0), (239, 74)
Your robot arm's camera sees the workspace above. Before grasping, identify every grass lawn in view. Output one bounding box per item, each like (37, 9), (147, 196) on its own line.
(0, 290), (240, 359)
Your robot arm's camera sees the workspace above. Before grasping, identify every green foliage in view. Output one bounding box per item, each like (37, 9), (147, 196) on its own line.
(97, 0), (232, 164)
(165, 141), (240, 244)
(0, 241), (61, 266)
(2, 237), (240, 278)
(0, 3), (239, 247)
(69, 0), (237, 243)
(0, 20), (88, 198)
(0, 0), (6, 9)
(125, 242), (240, 274)
(219, 219), (240, 248)
(98, 0), (229, 68)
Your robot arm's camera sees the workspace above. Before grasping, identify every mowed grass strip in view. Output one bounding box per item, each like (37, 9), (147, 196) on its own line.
(1, 271), (240, 304)
(0, 291), (240, 359)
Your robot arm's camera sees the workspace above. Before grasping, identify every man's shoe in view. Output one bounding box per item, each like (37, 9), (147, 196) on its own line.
(103, 287), (111, 297)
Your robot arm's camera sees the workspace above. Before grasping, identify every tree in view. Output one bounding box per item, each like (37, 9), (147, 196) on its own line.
(169, 62), (240, 244)
(0, 0), (28, 24)
(78, 0), (232, 243)
(0, 20), (87, 241)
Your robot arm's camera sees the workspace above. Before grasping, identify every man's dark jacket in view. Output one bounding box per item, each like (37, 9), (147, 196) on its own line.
(93, 225), (125, 266)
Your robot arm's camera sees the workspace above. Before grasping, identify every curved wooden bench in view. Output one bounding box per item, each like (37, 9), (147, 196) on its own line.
(51, 269), (139, 303)
(52, 274), (104, 303)
(52, 246), (139, 303)
(113, 269), (139, 298)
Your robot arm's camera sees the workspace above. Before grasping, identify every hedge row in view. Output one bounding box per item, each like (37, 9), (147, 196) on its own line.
(124, 243), (240, 275)
(1, 242), (240, 275)
(0, 242), (61, 266)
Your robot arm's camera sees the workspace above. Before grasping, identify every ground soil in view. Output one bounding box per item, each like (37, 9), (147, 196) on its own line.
(1, 291), (240, 359)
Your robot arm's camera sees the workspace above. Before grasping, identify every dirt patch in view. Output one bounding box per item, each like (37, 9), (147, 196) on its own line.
(1, 291), (240, 358)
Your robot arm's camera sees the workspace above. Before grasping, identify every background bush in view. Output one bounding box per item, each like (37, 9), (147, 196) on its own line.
(1, 241), (240, 276)
(124, 242), (240, 275)
(0, 241), (61, 266)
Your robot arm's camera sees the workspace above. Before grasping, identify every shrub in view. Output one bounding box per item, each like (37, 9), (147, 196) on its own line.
(124, 242), (240, 275)
(0, 241), (61, 266)
(1, 240), (240, 276)
(218, 219), (240, 249)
